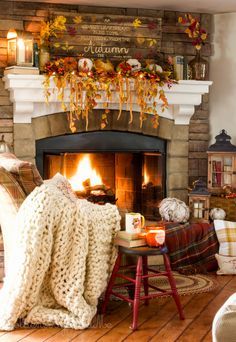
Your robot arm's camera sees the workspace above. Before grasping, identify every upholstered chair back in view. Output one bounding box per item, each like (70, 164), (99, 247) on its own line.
(0, 153), (43, 276)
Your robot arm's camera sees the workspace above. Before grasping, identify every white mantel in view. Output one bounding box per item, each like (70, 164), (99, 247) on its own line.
(3, 74), (212, 125)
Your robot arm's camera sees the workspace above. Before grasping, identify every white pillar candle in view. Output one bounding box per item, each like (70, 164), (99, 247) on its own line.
(193, 202), (199, 218)
(198, 202), (203, 218)
(17, 38), (25, 64)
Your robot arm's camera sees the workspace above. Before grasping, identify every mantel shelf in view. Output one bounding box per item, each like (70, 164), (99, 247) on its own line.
(3, 74), (212, 125)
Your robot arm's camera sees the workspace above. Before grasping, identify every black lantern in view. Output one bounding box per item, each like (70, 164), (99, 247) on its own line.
(189, 179), (211, 222)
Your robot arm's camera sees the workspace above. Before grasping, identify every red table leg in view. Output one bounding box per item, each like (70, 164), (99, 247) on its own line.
(163, 253), (185, 320)
(131, 256), (143, 331)
(101, 252), (122, 315)
(142, 255), (149, 306)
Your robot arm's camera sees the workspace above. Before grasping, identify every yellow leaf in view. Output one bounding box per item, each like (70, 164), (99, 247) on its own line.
(137, 36), (145, 45)
(73, 16), (82, 24)
(133, 18), (142, 28)
(148, 38), (157, 47)
(53, 42), (60, 48)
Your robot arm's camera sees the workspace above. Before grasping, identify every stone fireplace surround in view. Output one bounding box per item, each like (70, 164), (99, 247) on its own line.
(3, 75), (212, 202)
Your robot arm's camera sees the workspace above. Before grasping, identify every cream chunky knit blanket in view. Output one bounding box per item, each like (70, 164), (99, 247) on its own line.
(0, 175), (120, 331)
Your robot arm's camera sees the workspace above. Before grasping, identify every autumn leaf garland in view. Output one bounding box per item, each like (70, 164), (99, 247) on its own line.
(44, 58), (173, 132)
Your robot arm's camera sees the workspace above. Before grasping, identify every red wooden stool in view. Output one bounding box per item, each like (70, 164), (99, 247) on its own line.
(102, 245), (185, 330)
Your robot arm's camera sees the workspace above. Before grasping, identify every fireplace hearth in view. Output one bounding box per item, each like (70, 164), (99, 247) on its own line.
(36, 131), (166, 220)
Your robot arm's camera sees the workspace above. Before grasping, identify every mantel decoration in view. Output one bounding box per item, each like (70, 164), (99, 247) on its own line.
(39, 16), (67, 71)
(178, 14), (208, 80)
(42, 15), (175, 133)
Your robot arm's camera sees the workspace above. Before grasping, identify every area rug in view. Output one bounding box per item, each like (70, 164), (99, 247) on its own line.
(114, 272), (218, 298)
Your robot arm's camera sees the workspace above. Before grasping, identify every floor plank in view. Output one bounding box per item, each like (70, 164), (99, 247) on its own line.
(99, 296), (191, 342)
(20, 327), (61, 341)
(45, 328), (82, 342)
(0, 329), (37, 342)
(177, 276), (236, 342)
(0, 275), (234, 342)
(202, 329), (213, 341)
(149, 275), (232, 342)
(71, 301), (133, 341)
(124, 297), (191, 341)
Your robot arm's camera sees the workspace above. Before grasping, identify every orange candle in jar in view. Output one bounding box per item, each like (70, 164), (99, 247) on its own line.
(146, 227), (165, 247)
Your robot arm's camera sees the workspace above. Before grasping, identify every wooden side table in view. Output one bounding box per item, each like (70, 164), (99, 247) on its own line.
(102, 245), (184, 330)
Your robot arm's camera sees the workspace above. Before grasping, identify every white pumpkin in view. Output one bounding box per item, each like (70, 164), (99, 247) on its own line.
(127, 59), (141, 71)
(78, 58), (93, 72)
(210, 208), (226, 220)
(148, 64), (163, 73)
(159, 197), (190, 223)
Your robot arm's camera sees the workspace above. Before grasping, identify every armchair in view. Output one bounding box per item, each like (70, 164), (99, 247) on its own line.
(0, 153), (43, 275)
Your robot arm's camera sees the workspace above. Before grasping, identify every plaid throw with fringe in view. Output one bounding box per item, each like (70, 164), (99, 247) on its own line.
(164, 222), (219, 274)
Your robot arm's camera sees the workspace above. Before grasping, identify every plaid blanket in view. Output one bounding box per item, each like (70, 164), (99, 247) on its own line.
(163, 222), (219, 274)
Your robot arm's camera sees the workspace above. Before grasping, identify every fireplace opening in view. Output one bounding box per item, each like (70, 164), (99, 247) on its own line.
(36, 131), (166, 221)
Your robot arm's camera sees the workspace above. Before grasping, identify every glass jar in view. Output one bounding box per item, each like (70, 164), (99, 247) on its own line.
(188, 50), (208, 80)
(39, 46), (50, 72)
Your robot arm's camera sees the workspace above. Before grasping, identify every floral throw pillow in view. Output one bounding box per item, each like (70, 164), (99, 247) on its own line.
(215, 254), (236, 275)
(214, 219), (236, 256)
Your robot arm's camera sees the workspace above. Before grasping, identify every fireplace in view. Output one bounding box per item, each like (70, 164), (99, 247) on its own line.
(36, 131), (166, 220)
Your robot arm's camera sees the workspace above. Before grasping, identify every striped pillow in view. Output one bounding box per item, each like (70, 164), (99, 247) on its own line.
(0, 167), (26, 273)
(0, 153), (43, 195)
(0, 167), (26, 210)
(214, 219), (236, 256)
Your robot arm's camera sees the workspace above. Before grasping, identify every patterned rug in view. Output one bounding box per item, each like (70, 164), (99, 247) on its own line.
(114, 272), (218, 298)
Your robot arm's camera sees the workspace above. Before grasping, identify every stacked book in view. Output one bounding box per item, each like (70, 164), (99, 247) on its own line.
(4, 66), (39, 75)
(114, 230), (147, 248)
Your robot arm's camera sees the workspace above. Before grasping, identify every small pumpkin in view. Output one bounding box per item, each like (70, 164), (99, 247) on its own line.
(94, 59), (114, 73)
(210, 208), (226, 220)
(78, 58), (93, 72)
(159, 197), (190, 223)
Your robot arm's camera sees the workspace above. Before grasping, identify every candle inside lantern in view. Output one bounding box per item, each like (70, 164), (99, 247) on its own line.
(198, 202), (203, 218)
(193, 202), (199, 218)
(17, 38), (25, 64)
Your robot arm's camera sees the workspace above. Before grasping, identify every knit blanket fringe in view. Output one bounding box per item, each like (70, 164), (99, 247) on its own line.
(0, 179), (120, 331)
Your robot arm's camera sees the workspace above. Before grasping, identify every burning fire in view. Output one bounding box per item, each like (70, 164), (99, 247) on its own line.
(143, 168), (150, 185)
(68, 155), (102, 191)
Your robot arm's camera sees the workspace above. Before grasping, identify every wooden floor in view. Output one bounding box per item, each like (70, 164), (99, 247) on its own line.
(0, 275), (235, 342)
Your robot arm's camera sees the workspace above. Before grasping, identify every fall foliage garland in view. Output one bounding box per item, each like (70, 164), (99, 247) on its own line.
(44, 58), (174, 132)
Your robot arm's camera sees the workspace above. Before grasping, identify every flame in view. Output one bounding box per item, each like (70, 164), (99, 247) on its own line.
(143, 168), (150, 185)
(68, 155), (102, 191)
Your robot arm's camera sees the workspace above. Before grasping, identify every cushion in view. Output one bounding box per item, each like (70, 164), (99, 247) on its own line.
(0, 153), (43, 195)
(215, 254), (236, 274)
(213, 293), (236, 341)
(0, 166), (26, 210)
(214, 219), (236, 256)
(0, 167), (26, 273)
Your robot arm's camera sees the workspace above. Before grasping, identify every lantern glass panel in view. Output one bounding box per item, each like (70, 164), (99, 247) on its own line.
(7, 38), (17, 66)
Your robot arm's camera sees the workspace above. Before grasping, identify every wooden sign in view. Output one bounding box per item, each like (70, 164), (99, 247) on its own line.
(50, 12), (162, 62)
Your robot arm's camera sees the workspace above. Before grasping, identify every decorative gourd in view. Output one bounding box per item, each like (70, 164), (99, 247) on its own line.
(126, 59), (141, 71)
(94, 59), (114, 73)
(78, 58), (93, 72)
(148, 64), (163, 73)
(159, 197), (190, 223)
(210, 208), (226, 220)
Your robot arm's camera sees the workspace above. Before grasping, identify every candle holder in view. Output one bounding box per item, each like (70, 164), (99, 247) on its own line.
(7, 29), (33, 67)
